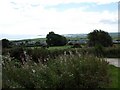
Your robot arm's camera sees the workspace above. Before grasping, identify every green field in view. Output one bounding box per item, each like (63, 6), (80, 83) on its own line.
(47, 45), (71, 50)
(2, 42), (120, 88)
(108, 65), (120, 88)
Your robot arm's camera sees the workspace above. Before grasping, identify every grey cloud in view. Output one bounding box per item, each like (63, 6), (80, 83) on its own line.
(31, 4), (40, 7)
(10, 2), (17, 5)
(100, 19), (117, 24)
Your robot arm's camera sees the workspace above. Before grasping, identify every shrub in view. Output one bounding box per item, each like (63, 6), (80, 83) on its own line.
(2, 54), (110, 89)
(46, 55), (110, 88)
(103, 46), (120, 58)
(94, 44), (104, 57)
(2, 48), (9, 55)
(9, 47), (24, 60)
(26, 47), (50, 63)
(72, 43), (82, 48)
(46, 31), (67, 46)
(88, 30), (113, 47)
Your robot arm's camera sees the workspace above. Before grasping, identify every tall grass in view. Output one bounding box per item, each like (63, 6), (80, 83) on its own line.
(2, 53), (110, 89)
(2, 45), (120, 64)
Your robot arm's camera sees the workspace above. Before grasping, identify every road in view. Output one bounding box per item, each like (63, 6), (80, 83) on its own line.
(105, 58), (120, 67)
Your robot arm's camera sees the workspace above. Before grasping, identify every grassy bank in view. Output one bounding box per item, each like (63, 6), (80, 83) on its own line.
(108, 65), (120, 88)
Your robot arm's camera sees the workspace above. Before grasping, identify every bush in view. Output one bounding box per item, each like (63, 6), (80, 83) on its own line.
(72, 43), (82, 48)
(94, 44), (104, 57)
(103, 46), (120, 58)
(9, 47), (24, 60)
(2, 54), (110, 89)
(2, 39), (10, 48)
(88, 30), (113, 47)
(46, 31), (67, 46)
(26, 47), (50, 63)
(46, 55), (109, 88)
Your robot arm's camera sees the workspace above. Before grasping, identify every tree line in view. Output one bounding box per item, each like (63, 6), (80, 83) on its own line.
(1, 29), (113, 48)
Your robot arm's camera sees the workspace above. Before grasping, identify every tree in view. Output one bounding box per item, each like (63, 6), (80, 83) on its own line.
(46, 31), (67, 46)
(2, 39), (10, 48)
(88, 29), (113, 47)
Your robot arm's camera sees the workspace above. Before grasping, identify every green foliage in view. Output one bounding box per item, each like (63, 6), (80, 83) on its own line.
(2, 48), (9, 55)
(103, 46), (120, 58)
(4, 45), (120, 65)
(94, 44), (104, 57)
(2, 39), (10, 48)
(72, 43), (82, 48)
(26, 47), (50, 63)
(2, 54), (110, 89)
(9, 47), (24, 60)
(46, 31), (67, 46)
(108, 65), (120, 88)
(88, 29), (113, 47)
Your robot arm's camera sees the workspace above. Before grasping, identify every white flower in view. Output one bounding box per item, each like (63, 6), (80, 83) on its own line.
(44, 59), (47, 62)
(32, 69), (36, 73)
(64, 51), (67, 55)
(34, 62), (37, 66)
(69, 74), (74, 77)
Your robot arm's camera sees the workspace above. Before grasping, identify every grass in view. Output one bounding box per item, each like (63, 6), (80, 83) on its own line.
(2, 54), (110, 88)
(47, 45), (71, 50)
(2, 45), (120, 89)
(108, 65), (120, 88)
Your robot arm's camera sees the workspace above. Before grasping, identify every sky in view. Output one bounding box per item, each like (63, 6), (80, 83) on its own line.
(0, 0), (119, 40)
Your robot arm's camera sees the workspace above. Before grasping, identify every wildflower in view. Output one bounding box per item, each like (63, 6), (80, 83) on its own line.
(78, 53), (81, 57)
(34, 62), (37, 66)
(46, 58), (49, 61)
(64, 51), (67, 56)
(32, 69), (36, 73)
(44, 59), (47, 62)
(69, 74), (74, 77)
(69, 51), (73, 56)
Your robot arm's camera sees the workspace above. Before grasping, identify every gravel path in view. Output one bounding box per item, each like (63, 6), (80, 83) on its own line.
(105, 58), (120, 67)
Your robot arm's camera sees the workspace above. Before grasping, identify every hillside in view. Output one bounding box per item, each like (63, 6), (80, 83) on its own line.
(10, 32), (119, 42)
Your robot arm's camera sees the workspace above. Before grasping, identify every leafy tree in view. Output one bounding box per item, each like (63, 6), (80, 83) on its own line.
(46, 31), (67, 46)
(88, 29), (113, 47)
(2, 39), (10, 48)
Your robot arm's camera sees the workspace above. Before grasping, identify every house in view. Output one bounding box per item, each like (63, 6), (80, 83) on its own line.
(113, 40), (120, 44)
(68, 39), (87, 45)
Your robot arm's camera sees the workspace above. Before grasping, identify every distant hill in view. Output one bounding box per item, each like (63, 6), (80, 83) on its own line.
(63, 32), (119, 40)
(10, 32), (119, 41)
(63, 34), (87, 38)
(109, 32), (119, 38)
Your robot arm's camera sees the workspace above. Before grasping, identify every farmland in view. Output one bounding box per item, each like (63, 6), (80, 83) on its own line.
(1, 31), (120, 89)
(1, 44), (120, 89)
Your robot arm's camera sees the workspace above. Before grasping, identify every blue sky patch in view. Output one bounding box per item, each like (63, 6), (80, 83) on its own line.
(45, 2), (117, 12)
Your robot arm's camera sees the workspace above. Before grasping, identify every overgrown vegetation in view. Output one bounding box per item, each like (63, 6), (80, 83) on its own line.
(2, 53), (110, 89)
(2, 45), (120, 64)
(1, 30), (120, 89)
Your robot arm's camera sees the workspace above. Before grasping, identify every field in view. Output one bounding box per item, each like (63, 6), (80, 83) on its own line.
(1, 44), (120, 89)
(108, 65), (120, 88)
(1, 32), (120, 89)
(47, 45), (71, 50)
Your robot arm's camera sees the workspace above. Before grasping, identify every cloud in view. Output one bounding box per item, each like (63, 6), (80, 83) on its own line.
(6, 0), (119, 8)
(0, 0), (118, 39)
(100, 19), (117, 24)
(10, 1), (17, 5)
(31, 4), (40, 7)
